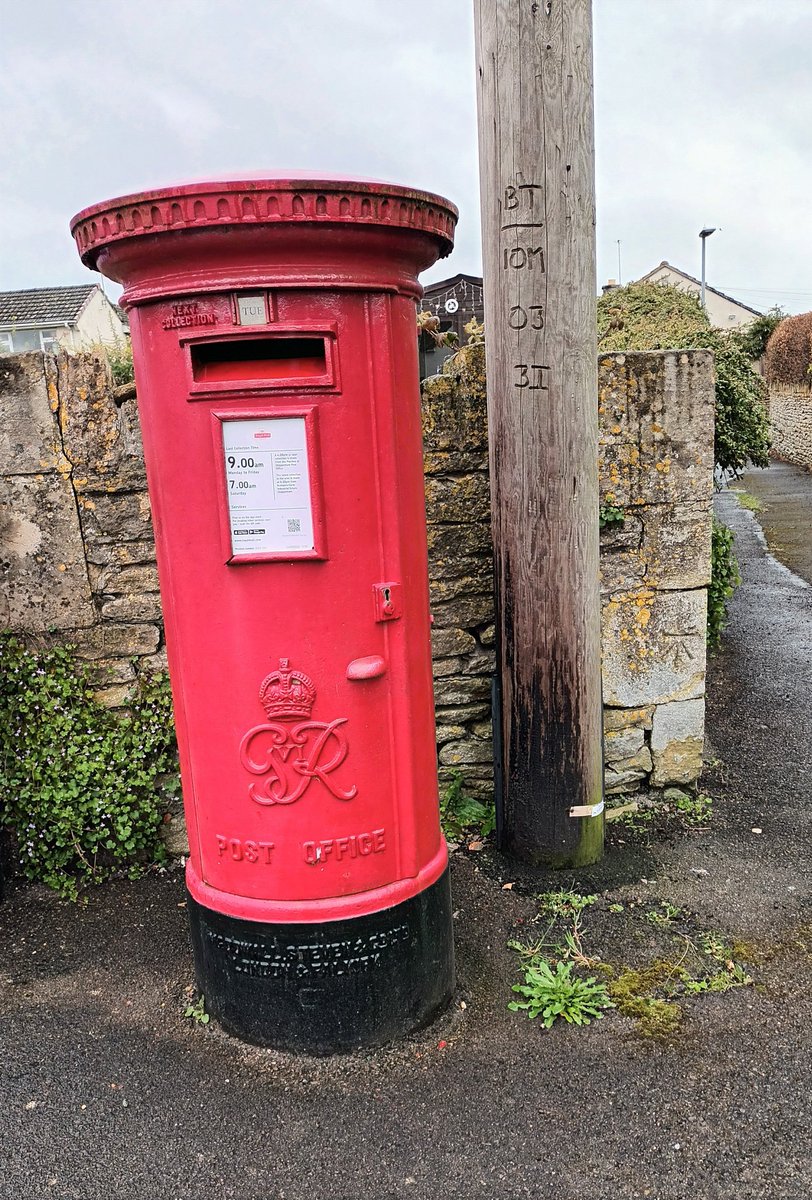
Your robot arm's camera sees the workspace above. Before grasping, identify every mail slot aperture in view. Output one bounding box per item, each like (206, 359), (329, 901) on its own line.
(191, 335), (328, 383)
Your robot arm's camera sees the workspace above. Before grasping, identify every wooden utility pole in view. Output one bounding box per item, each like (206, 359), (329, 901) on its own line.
(474, 0), (604, 866)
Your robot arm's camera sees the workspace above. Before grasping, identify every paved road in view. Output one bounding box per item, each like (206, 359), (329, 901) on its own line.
(1, 479), (810, 1200)
(737, 460), (812, 584)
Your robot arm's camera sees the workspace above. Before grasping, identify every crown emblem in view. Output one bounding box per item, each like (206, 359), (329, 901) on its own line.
(258, 658), (316, 721)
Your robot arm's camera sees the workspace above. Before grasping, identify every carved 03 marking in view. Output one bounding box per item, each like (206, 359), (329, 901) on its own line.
(508, 305), (545, 330)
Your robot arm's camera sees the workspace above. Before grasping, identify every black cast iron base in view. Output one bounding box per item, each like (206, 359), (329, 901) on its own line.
(187, 867), (454, 1054)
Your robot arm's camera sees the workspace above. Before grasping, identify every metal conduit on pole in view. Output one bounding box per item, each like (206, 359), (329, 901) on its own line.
(473, 0), (604, 866)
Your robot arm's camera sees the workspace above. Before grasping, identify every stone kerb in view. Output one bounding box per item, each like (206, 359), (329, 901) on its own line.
(421, 345), (715, 797)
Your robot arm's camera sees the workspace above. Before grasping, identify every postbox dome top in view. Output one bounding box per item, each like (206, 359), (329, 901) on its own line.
(70, 175), (458, 270)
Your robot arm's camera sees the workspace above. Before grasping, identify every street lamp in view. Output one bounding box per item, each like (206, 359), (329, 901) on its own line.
(699, 227), (716, 310)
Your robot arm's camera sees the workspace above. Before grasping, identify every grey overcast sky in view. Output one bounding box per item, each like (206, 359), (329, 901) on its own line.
(2, 0), (812, 313)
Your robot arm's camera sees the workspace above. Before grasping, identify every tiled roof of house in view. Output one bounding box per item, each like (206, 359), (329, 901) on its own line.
(0, 285), (98, 327)
(424, 272), (484, 295)
(638, 262), (761, 317)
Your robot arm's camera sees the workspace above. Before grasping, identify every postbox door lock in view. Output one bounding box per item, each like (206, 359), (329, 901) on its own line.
(373, 582), (402, 623)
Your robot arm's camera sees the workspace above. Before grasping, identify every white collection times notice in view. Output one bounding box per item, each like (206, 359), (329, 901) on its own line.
(222, 417), (315, 555)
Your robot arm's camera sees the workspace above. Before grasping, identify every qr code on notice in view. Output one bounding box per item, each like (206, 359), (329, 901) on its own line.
(287, 518), (301, 533)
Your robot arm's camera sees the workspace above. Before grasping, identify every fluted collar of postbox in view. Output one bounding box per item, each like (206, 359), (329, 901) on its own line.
(70, 176), (458, 271)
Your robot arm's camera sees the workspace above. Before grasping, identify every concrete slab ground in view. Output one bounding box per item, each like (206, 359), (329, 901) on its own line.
(1, 474), (810, 1200)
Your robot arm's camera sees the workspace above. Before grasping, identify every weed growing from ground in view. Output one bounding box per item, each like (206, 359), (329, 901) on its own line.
(646, 902), (684, 929)
(732, 489), (763, 514)
(673, 791), (713, 827)
(184, 995), (210, 1025)
(508, 889), (613, 1030)
(510, 881), (754, 1040)
(439, 772), (495, 844)
(608, 803), (656, 836)
(508, 959), (614, 1028)
(537, 889), (597, 920)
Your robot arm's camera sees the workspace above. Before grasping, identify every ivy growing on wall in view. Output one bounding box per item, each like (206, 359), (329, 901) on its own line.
(597, 283), (770, 475)
(730, 306), (786, 363)
(0, 635), (178, 899)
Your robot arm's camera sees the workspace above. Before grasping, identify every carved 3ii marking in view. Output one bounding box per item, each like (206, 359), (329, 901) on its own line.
(514, 364), (550, 390)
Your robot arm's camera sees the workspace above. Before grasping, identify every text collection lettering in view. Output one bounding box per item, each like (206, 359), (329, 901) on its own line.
(162, 301), (217, 331)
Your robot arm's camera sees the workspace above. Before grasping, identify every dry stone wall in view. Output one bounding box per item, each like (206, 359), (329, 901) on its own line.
(0, 353), (165, 698)
(766, 383), (812, 470)
(422, 345), (715, 798)
(1, 346), (714, 801)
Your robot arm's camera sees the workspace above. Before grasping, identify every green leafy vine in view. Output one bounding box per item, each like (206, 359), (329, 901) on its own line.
(0, 634), (178, 899)
(707, 518), (742, 647)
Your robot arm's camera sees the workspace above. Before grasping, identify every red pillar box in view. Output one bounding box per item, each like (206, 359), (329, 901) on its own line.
(71, 177), (457, 1052)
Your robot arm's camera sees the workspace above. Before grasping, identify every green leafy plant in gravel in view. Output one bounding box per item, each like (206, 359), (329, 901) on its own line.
(646, 902), (684, 928)
(707, 518), (742, 647)
(0, 634), (178, 899)
(611, 803), (656, 835)
(184, 995), (210, 1025)
(508, 889), (613, 1029)
(673, 790), (713, 827)
(439, 770), (495, 843)
(523, 889), (601, 967)
(510, 882), (753, 1039)
(508, 958), (614, 1027)
(598, 282), (770, 474)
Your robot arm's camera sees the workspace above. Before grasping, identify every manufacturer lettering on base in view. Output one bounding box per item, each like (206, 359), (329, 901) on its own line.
(203, 923), (411, 980)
